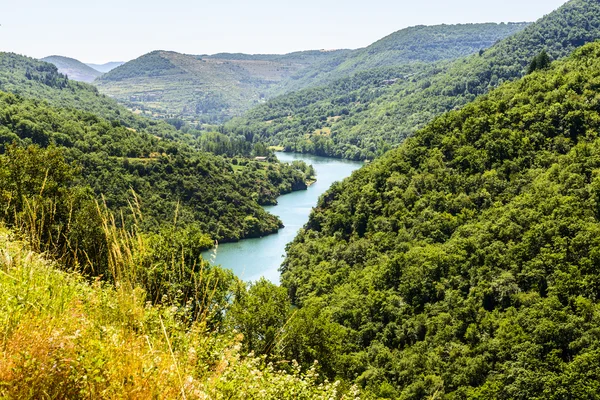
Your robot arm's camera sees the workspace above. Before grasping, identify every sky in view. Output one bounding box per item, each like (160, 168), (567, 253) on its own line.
(1, 0), (569, 64)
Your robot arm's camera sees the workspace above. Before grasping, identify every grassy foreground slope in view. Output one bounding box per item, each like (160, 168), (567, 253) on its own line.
(227, 0), (600, 160)
(0, 226), (354, 399)
(280, 41), (600, 398)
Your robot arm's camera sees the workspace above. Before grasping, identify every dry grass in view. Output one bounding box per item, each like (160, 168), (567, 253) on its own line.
(0, 224), (355, 399)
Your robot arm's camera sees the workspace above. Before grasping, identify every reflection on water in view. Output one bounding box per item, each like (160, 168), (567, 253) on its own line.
(202, 152), (363, 283)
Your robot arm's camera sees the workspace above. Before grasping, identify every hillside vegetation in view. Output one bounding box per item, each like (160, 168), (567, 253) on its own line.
(0, 52), (179, 138)
(0, 53), (320, 259)
(0, 224), (355, 399)
(225, 0), (600, 160)
(273, 23), (530, 95)
(95, 50), (349, 123)
(41, 55), (103, 83)
(94, 23), (525, 124)
(276, 41), (600, 398)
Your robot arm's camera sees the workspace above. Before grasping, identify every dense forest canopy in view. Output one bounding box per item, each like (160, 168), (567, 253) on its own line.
(276, 40), (600, 398)
(225, 0), (600, 160)
(0, 52), (320, 281)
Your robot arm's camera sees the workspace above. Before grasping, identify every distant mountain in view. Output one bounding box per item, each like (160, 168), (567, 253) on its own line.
(226, 0), (600, 160)
(93, 23), (527, 124)
(40, 55), (103, 83)
(94, 49), (349, 123)
(273, 22), (531, 94)
(86, 61), (125, 73)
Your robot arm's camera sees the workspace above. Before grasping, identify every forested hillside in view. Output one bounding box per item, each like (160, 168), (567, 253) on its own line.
(94, 23), (526, 124)
(276, 41), (600, 398)
(0, 91), (317, 245)
(41, 55), (103, 83)
(226, 0), (600, 160)
(273, 23), (530, 95)
(0, 52), (320, 259)
(0, 52), (184, 139)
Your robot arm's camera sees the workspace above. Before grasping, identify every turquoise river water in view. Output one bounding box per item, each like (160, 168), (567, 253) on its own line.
(202, 152), (363, 283)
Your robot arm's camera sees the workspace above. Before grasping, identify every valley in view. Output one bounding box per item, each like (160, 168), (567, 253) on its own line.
(203, 152), (363, 283)
(3, 0), (600, 398)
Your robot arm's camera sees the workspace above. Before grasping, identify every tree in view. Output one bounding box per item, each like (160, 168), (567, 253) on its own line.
(527, 49), (551, 74)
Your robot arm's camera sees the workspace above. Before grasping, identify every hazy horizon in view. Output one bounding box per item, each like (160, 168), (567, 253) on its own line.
(3, 0), (569, 64)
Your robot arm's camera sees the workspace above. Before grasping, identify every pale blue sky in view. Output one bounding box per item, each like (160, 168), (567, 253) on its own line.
(1, 0), (568, 63)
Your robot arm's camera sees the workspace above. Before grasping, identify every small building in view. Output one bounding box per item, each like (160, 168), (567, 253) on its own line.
(254, 156), (268, 162)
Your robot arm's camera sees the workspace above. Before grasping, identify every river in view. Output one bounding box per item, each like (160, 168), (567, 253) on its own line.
(202, 152), (363, 283)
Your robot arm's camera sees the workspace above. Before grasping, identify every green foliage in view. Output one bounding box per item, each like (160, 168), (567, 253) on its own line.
(0, 52), (190, 142)
(229, 278), (292, 356)
(94, 24), (525, 124)
(527, 50), (552, 74)
(280, 41), (600, 398)
(273, 23), (530, 95)
(0, 144), (105, 271)
(0, 88), (319, 245)
(0, 227), (355, 399)
(227, 0), (600, 160)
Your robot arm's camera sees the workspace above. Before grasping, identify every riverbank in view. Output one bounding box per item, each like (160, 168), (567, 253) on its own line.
(202, 152), (363, 283)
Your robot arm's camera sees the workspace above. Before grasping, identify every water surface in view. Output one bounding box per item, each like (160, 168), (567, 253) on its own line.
(203, 152), (363, 283)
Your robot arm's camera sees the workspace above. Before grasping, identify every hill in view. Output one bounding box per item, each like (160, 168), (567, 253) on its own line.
(225, 0), (600, 160)
(277, 41), (600, 398)
(0, 52), (172, 134)
(94, 50), (349, 123)
(273, 22), (531, 95)
(86, 61), (125, 72)
(94, 23), (525, 124)
(41, 55), (103, 83)
(0, 53), (318, 264)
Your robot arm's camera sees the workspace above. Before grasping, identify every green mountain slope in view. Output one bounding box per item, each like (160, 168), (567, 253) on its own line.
(93, 23), (525, 124)
(0, 52), (181, 138)
(94, 50), (349, 123)
(279, 41), (600, 398)
(0, 91), (307, 244)
(273, 22), (530, 95)
(226, 0), (600, 160)
(0, 53), (317, 259)
(41, 55), (103, 83)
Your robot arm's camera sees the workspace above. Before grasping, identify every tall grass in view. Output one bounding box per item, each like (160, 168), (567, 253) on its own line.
(0, 217), (354, 398)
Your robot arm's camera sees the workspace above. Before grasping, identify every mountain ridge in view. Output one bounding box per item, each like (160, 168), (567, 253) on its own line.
(41, 55), (103, 83)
